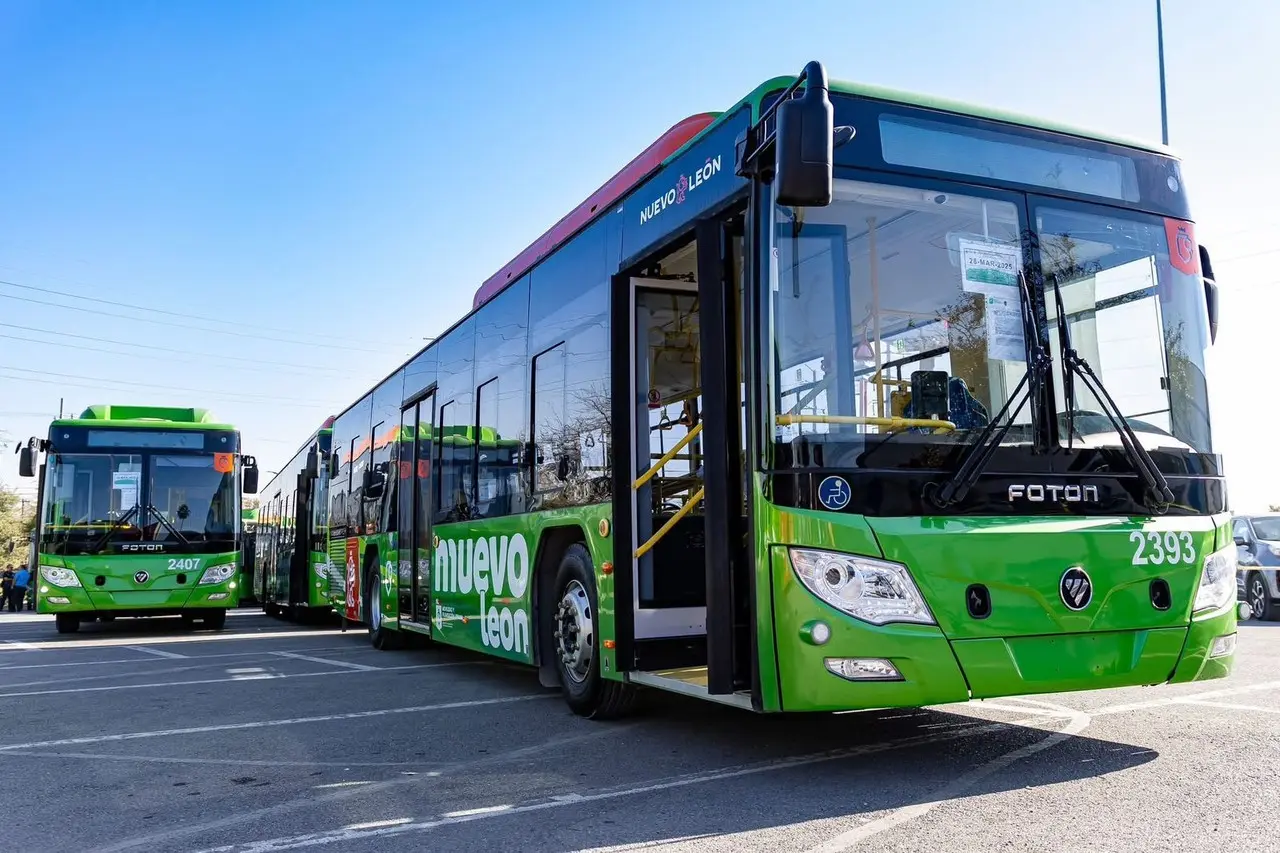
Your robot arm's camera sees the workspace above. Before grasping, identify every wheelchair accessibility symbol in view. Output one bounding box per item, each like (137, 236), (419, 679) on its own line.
(818, 476), (851, 511)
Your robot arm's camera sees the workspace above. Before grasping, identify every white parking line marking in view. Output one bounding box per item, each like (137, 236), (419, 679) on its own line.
(805, 702), (1092, 851)
(0, 646), (382, 671)
(0, 629), (348, 653)
(4, 640), (42, 651)
(272, 651), (375, 671)
(125, 645), (188, 660)
(0, 660), (483, 699)
(186, 713), (1062, 853)
(1091, 679), (1280, 715)
(1181, 699), (1280, 714)
(0, 692), (552, 753)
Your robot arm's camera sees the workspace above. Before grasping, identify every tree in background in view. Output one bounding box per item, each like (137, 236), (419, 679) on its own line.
(0, 485), (36, 567)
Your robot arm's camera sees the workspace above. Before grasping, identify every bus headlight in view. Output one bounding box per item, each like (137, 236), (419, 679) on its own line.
(1193, 545), (1237, 614)
(788, 548), (935, 626)
(40, 566), (82, 588)
(198, 563), (237, 585)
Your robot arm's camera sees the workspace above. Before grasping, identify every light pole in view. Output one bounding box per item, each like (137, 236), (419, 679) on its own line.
(1157, 0), (1169, 145)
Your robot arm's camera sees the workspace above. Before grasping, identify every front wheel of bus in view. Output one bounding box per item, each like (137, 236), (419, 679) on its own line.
(553, 543), (635, 720)
(55, 614), (80, 634)
(203, 609), (227, 631)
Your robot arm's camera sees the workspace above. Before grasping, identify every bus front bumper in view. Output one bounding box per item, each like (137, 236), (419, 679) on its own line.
(772, 571), (1238, 712)
(37, 581), (240, 614)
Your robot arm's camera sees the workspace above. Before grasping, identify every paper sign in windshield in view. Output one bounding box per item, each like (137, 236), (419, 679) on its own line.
(112, 470), (140, 509)
(984, 295), (1026, 362)
(959, 238), (1020, 296)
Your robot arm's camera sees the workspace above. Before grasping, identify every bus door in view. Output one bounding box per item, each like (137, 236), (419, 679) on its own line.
(398, 392), (436, 629)
(289, 471), (311, 608)
(622, 211), (749, 698)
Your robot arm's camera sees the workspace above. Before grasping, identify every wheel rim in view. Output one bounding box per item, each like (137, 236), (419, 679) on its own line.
(1250, 576), (1267, 617)
(555, 579), (593, 684)
(370, 580), (382, 632)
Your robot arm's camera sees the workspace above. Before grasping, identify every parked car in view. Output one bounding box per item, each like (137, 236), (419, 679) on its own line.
(1234, 514), (1280, 621)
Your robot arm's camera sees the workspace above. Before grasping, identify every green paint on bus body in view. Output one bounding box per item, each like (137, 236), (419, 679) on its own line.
(339, 505), (619, 676)
(36, 552), (241, 612)
(752, 496), (1235, 712)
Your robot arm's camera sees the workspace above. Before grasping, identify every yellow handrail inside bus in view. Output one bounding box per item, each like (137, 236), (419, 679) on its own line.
(775, 414), (957, 432)
(635, 486), (705, 559)
(634, 422), (703, 491)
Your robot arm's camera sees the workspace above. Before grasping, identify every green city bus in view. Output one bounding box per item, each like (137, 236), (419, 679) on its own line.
(254, 418), (335, 621)
(17, 404), (260, 634)
(309, 61), (1240, 718)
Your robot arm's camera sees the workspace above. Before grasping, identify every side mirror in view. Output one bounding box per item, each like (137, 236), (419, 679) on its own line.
(774, 61), (835, 207)
(242, 457), (259, 495)
(329, 453), (340, 479)
(1200, 245), (1218, 344)
(17, 444), (35, 478)
(305, 447), (319, 481)
(1233, 533), (1249, 547)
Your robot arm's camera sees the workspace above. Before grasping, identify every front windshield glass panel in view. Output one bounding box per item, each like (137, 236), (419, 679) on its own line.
(770, 178), (1028, 468)
(42, 453), (143, 534)
(1037, 205), (1212, 453)
(148, 455), (238, 543)
(1251, 518), (1280, 541)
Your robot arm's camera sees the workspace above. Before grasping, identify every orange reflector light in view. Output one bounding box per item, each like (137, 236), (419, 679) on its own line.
(603, 640), (616, 650)
(601, 562), (613, 575)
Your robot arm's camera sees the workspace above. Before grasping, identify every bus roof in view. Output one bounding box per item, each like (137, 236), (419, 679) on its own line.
(471, 72), (1172, 313)
(51, 404), (237, 432)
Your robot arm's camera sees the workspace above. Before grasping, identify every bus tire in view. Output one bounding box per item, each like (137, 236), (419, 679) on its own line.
(203, 609), (228, 631)
(55, 614), (80, 634)
(1246, 571), (1277, 621)
(552, 543), (635, 720)
(365, 560), (399, 651)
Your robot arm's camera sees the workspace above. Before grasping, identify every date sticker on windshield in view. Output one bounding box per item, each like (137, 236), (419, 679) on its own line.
(818, 476), (852, 511)
(213, 453), (235, 473)
(1164, 219), (1199, 276)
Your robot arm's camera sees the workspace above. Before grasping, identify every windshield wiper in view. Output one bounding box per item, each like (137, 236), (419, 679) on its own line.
(87, 505), (140, 554)
(146, 504), (192, 546)
(929, 272), (1050, 507)
(1047, 274), (1175, 510)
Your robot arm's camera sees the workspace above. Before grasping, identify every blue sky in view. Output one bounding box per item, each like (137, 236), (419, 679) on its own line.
(1, 0), (1276, 510)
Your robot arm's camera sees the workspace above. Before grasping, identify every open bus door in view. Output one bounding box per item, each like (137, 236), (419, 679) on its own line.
(611, 208), (754, 707)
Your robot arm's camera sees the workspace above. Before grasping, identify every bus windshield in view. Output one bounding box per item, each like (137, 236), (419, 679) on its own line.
(769, 178), (1032, 468)
(767, 177), (1215, 470)
(148, 454), (238, 543)
(39, 451), (237, 554)
(1037, 204), (1212, 454)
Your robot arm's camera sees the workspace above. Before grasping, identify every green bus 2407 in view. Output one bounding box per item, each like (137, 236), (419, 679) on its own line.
(18, 405), (260, 634)
(273, 61), (1243, 718)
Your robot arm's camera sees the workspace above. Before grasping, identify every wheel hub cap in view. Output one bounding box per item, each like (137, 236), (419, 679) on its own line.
(555, 580), (593, 684)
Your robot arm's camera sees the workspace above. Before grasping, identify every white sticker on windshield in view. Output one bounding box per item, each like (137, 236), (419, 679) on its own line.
(984, 295), (1026, 362)
(959, 238), (1020, 295)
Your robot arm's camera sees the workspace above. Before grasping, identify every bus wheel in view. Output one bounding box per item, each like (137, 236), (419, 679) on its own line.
(365, 569), (399, 651)
(203, 609), (228, 631)
(55, 614), (80, 634)
(553, 543), (635, 720)
(1247, 572), (1276, 621)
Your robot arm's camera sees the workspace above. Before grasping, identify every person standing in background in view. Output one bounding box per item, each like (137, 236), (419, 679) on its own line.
(9, 566), (30, 613)
(0, 566), (13, 611)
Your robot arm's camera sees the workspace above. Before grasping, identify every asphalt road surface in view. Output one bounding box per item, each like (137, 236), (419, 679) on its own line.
(0, 610), (1275, 853)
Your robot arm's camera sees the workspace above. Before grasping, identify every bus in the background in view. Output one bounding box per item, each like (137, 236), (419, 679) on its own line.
(18, 404), (259, 634)
(255, 417), (335, 621)
(238, 502), (259, 605)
